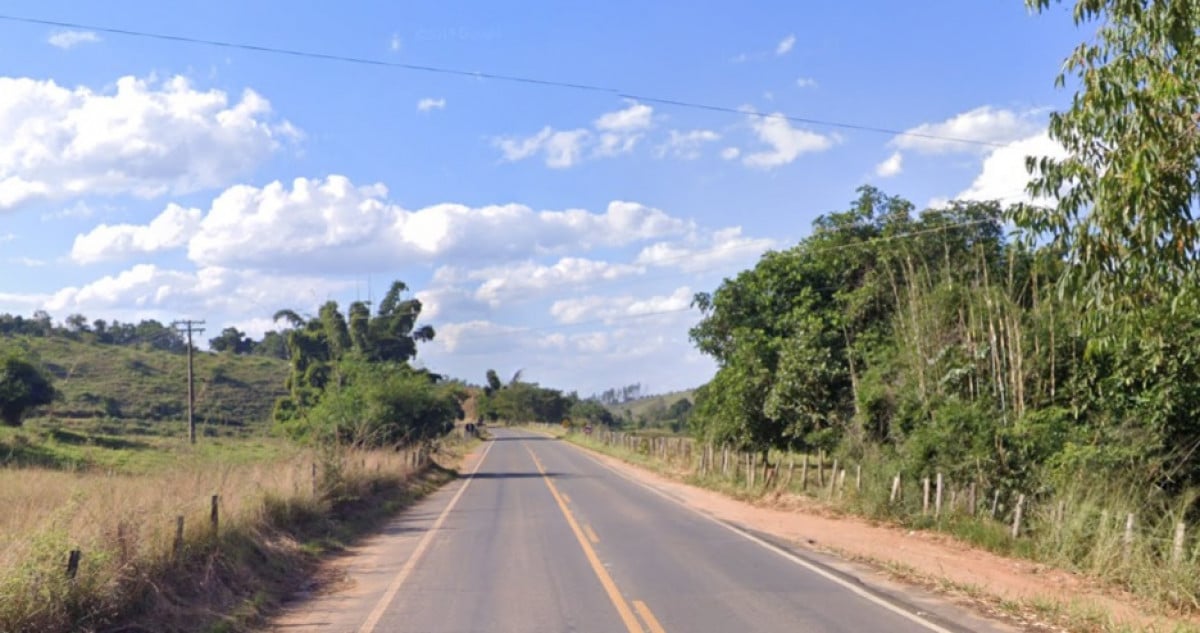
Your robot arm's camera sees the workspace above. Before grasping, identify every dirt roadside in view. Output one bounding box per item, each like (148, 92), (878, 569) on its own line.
(567, 441), (1198, 633)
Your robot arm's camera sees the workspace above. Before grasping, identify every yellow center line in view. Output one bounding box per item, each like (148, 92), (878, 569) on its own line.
(583, 523), (600, 544)
(633, 600), (668, 633)
(525, 446), (645, 633)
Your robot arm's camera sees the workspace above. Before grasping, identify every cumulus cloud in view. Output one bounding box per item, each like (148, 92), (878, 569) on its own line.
(635, 226), (775, 273)
(0, 75), (297, 211)
(955, 131), (1067, 205)
(468, 258), (645, 306)
(776, 34), (796, 56)
(42, 263), (350, 316)
(47, 30), (100, 49)
(875, 151), (903, 178)
(892, 106), (1042, 155)
(71, 203), (201, 263)
(720, 147), (741, 160)
(416, 97), (446, 112)
(494, 101), (652, 167)
(796, 77), (818, 88)
(550, 286), (693, 325)
(742, 113), (837, 169)
(74, 175), (693, 272)
(656, 129), (720, 159)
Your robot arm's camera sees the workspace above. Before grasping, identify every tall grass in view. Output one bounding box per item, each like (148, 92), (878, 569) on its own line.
(0, 441), (457, 633)
(562, 427), (1200, 616)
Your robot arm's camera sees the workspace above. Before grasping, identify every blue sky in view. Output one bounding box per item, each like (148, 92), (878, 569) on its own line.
(0, 1), (1082, 394)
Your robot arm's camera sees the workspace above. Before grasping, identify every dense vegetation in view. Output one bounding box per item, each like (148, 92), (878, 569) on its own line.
(270, 280), (465, 447)
(690, 0), (1200, 511)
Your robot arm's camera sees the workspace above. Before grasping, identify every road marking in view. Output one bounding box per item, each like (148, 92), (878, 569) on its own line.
(562, 493), (572, 504)
(563, 441), (958, 633)
(526, 445), (645, 633)
(633, 600), (667, 633)
(356, 439), (496, 633)
(583, 523), (600, 544)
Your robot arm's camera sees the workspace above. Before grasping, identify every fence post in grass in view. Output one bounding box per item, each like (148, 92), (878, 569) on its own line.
(174, 516), (185, 559)
(890, 473), (901, 504)
(722, 446), (729, 477)
(855, 464), (862, 493)
(923, 477), (930, 515)
(991, 490), (1000, 519)
(311, 462), (319, 497)
(817, 451), (825, 488)
(1173, 522), (1186, 565)
(801, 454), (809, 491)
(1011, 494), (1025, 538)
(969, 482), (977, 516)
(66, 549), (81, 580)
(837, 469), (846, 499)
(787, 457), (795, 489)
(935, 473), (943, 519)
(828, 459), (839, 499)
(748, 452), (755, 488)
(1123, 513), (1135, 561)
(211, 495), (220, 537)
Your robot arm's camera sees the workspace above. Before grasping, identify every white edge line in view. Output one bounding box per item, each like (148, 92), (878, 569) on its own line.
(357, 439), (496, 633)
(559, 437), (958, 633)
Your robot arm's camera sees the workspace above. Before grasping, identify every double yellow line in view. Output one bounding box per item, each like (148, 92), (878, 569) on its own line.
(525, 446), (666, 633)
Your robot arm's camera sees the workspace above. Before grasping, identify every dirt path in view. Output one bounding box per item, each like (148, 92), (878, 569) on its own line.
(572, 444), (1195, 632)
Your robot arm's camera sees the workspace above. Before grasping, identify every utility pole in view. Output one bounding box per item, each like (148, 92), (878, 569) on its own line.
(172, 320), (206, 444)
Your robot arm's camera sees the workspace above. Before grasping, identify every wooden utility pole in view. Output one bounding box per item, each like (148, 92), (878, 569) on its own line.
(173, 320), (205, 444)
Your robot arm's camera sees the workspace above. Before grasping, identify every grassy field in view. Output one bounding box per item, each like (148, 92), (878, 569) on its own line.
(0, 335), (288, 435)
(0, 423), (476, 633)
(605, 389), (694, 420)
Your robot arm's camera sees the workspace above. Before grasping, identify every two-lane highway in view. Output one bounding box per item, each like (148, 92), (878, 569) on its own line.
(277, 428), (1001, 632)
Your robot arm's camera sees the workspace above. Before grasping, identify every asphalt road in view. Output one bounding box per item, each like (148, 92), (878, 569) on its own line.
(276, 428), (1003, 633)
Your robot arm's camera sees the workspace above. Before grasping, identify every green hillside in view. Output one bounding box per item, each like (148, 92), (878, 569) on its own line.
(606, 389), (695, 432)
(0, 335), (288, 433)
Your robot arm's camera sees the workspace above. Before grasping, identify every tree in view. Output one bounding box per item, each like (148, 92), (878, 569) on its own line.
(209, 327), (255, 354)
(1023, 0), (1200, 310)
(0, 354), (57, 426)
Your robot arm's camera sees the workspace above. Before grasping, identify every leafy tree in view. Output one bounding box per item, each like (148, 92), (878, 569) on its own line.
(1023, 0), (1200, 308)
(0, 354), (57, 426)
(209, 327), (255, 354)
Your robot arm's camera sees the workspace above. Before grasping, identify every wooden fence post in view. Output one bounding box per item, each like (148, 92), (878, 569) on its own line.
(66, 549), (81, 579)
(991, 490), (1000, 519)
(1123, 513), (1135, 560)
(211, 495), (220, 537)
(855, 464), (862, 493)
(968, 482), (977, 516)
(1173, 522), (1186, 565)
(1011, 494), (1025, 538)
(786, 457), (795, 489)
(935, 473), (943, 519)
(817, 451), (825, 487)
(890, 473), (901, 503)
(801, 454), (809, 491)
(837, 469), (846, 499)
(828, 459), (839, 499)
(923, 477), (931, 515)
(311, 462), (318, 496)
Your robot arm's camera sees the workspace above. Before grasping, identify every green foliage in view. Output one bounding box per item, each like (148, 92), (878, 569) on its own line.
(0, 353), (57, 426)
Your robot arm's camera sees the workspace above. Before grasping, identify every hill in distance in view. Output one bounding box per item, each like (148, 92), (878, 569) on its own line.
(1, 335), (289, 435)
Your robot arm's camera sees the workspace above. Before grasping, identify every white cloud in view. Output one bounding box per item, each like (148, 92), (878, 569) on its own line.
(83, 176), (687, 273)
(389, 34), (402, 52)
(550, 286), (693, 325)
(43, 263), (350, 316)
(595, 102), (653, 133)
(469, 257), (645, 306)
(0, 232), (14, 242)
(635, 227), (774, 273)
(41, 200), (95, 221)
(0, 75), (297, 211)
(416, 97), (445, 112)
(656, 129), (720, 159)
(71, 203), (202, 263)
(875, 151), (903, 178)
(494, 126), (590, 168)
(892, 106), (1042, 155)
(47, 30), (100, 49)
(494, 101), (653, 167)
(955, 131), (1067, 205)
(720, 147), (741, 160)
(796, 77), (818, 88)
(9, 257), (45, 267)
(776, 34), (796, 56)
(743, 113), (837, 169)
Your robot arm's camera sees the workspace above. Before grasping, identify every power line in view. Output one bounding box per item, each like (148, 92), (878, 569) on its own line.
(0, 13), (1005, 148)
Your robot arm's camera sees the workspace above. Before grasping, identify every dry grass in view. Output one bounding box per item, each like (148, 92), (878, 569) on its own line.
(0, 440), (466, 633)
